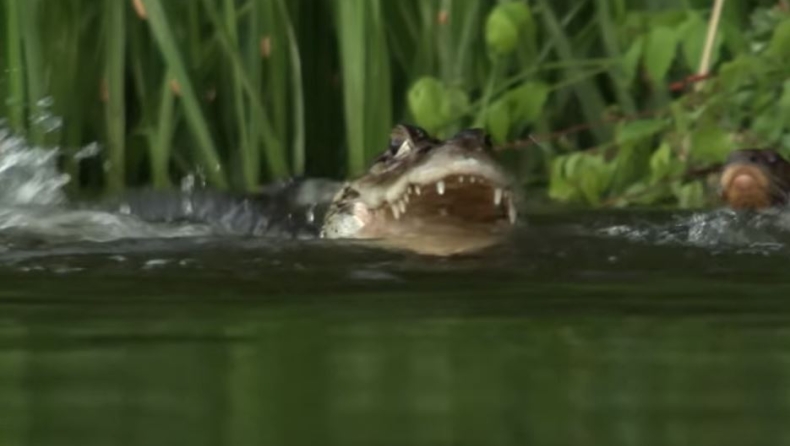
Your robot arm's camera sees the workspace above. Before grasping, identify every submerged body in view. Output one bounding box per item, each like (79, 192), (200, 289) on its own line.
(320, 125), (517, 255)
(719, 148), (790, 210)
(106, 125), (518, 256)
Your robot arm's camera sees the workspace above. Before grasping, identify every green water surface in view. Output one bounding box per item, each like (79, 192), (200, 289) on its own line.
(0, 210), (789, 446)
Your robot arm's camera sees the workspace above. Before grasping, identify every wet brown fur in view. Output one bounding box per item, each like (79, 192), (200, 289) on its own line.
(720, 149), (790, 210)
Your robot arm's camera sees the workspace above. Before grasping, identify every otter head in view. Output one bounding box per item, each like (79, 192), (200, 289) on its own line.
(719, 148), (790, 210)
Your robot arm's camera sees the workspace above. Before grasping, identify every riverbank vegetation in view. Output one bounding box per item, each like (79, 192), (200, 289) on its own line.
(1, 0), (788, 207)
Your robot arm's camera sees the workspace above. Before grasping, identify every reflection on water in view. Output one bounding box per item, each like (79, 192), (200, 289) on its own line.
(3, 128), (790, 444)
(1, 267), (790, 446)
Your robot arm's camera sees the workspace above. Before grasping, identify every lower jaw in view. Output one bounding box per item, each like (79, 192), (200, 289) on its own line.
(722, 189), (772, 210)
(357, 220), (514, 256)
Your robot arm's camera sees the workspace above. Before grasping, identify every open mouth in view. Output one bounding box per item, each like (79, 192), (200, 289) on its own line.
(368, 173), (516, 231)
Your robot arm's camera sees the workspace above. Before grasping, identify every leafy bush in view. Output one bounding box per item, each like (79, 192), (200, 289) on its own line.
(1, 0), (787, 209)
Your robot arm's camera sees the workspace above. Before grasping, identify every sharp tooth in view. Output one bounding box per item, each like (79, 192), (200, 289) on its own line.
(494, 188), (503, 206)
(459, 176), (465, 183)
(390, 203), (401, 219)
(403, 193), (410, 204)
(437, 181), (445, 195)
(508, 201), (517, 224)
(470, 177), (476, 184)
(398, 200), (407, 213)
(414, 186), (422, 196)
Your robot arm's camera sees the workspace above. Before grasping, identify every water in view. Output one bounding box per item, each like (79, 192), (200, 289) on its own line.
(2, 132), (790, 445)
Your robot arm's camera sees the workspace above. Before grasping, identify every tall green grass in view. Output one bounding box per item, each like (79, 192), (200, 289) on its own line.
(0, 0), (759, 201)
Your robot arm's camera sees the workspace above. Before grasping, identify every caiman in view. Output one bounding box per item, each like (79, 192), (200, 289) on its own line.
(108, 124), (518, 256)
(719, 148), (790, 210)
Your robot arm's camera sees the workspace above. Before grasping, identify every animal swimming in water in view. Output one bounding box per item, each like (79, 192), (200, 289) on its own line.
(105, 124), (519, 256)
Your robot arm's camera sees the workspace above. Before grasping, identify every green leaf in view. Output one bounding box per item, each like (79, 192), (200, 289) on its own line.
(673, 181), (705, 209)
(441, 87), (470, 123)
(578, 154), (613, 206)
(781, 80), (790, 128)
(767, 18), (790, 60)
(643, 26), (678, 82)
(679, 13), (722, 71)
(507, 81), (550, 123)
(499, 2), (532, 27)
(615, 118), (668, 145)
(548, 158), (578, 202)
(484, 2), (533, 57)
(407, 77), (446, 132)
(751, 109), (784, 143)
(689, 122), (734, 163)
(485, 8), (519, 56)
(485, 100), (511, 144)
(622, 36), (644, 87)
(649, 142), (683, 184)
(717, 56), (751, 93)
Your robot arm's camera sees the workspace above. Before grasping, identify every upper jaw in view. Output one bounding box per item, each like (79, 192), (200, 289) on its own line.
(351, 143), (514, 210)
(319, 126), (518, 251)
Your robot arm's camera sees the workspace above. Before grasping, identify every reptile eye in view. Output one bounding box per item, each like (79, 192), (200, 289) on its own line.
(388, 139), (403, 155)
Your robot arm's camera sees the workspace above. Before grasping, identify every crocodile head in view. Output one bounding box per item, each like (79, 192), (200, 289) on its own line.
(320, 124), (518, 256)
(719, 148), (790, 210)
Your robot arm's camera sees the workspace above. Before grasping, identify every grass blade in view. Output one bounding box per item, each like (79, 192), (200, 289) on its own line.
(103, 0), (127, 193)
(19, 0), (45, 144)
(276, 0), (305, 175)
(139, 0), (228, 189)
(5, 0), (26, 134)
(200, 0), (289, 181)
(537, 0), (611, 143)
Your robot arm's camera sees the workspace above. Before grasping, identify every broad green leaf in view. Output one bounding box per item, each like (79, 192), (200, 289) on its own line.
(499, 2), (532, 27)
(622, 36), (644, 87)
(673, 181), (705, 209)
(767, 18), (790, 60)
(649, 142), (683, 183)
(643, 26), (678, 82)
(507, 81), (550, 123)
(679, 13), (722, 71)
(751, 109), (784, 143)
(548, 156), (580, 202)
(484, 2), (533, 57)
(689, 122), (734, 163)
(780, 79), (790, 128)
(648, 10), (688, 29)
(717, 56), (751, 93)
(407, 77), (445, 132)
(578, 154), (612, 205)
(441, 87), (470, 122)
(563, 152), (585, 179)
(485, 8), (518, 55)
(649, 142), (672, 183)
(616, 118), (668, 145)
(721, 19), (747, 55)
(622, 181), (673, 206)
(485, 100), (511, 144)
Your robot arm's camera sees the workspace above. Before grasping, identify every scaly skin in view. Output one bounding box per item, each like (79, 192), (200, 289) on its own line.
(719, 148), (790, 210)
(102, 124), (517, 255)
(320, 124), (518, 256)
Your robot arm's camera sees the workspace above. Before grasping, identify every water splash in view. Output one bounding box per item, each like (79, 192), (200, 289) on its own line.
(0, 128), (214, 245)
(0, 127), (70, 206)
(599, 208), (790, 254)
